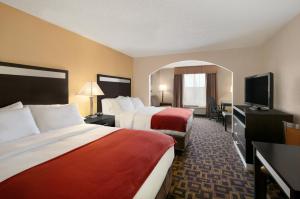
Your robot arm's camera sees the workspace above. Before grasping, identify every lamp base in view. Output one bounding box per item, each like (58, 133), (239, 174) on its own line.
(89, 96), (94, 116)
(86, 112), (103, 119)
(86, 114), (97, 119)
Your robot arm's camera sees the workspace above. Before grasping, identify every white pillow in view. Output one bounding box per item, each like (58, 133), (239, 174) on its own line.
(131, 97), (144, 109)
(29, 104), (84, 132)
(101, 98), (122, 115)
(116, 96), (135, 112)
(0, 107), (40, 144)
(0, 101), (23, 112)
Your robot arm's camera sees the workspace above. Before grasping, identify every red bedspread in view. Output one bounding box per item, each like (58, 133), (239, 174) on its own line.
(0, 129), (174, 199)
(151, 108), (193, 132)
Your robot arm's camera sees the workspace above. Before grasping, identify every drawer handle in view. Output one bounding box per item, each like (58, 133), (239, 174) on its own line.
(103, 123), (109, 126)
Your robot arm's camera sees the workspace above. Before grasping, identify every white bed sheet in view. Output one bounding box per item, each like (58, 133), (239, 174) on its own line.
(0, 124), (174, 199)
(115, 106), (193, 134)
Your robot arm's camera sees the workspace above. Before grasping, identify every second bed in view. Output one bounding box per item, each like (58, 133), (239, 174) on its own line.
(102, 97), (193, 151)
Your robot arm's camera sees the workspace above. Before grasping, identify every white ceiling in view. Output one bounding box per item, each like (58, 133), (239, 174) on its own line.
(2, 0), (300, 57)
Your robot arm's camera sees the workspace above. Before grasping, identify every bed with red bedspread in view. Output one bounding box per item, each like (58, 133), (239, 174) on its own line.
(0, 127), (175, 199)
(151, 107), (193, 133)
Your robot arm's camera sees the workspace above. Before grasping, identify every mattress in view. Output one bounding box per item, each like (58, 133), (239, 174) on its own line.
(115, 106), (193, 135)
(0, 124), (174, 199)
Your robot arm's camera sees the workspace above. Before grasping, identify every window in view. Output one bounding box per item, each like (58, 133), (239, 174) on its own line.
(183, 73), (206, 107)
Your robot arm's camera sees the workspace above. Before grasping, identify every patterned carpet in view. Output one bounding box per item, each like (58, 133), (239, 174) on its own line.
(168, 118), (254, 199)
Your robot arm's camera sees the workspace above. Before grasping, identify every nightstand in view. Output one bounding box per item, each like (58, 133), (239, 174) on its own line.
(84, 115), (115, 127)
(160, 102), (172, 106)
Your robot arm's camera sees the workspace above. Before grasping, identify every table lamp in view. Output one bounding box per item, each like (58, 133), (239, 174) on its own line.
(159, 84), (167, 103)
(78, 81), (104, 117)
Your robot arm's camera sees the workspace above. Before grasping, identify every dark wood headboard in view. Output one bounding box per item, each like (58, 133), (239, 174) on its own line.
(0, 62), (68, 107)
(97, 74), (131, 112)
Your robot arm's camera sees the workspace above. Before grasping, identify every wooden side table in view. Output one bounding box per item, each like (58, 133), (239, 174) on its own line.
(160, 102), (172, 106)
(84, 114), (115, 127)
(253, 142), (300, 199)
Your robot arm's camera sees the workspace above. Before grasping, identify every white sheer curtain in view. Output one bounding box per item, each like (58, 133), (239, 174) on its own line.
(183, 73), (206, 107)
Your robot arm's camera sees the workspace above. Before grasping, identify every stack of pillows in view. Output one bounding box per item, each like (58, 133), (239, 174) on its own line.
(0, 97), (145, 144)
(0, 102), (84, 144)
(102, 96), (145, 115)
(116, 96), (144, 111)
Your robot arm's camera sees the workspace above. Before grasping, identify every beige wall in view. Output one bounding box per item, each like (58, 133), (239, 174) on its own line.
(217, 67), (233, 105)
(0, 3), (133, 116)
(151, 70), (161, 101)
(174, 65), (218, 74)
(151, 68), (174, 104)
(262, 13), (300, 122)
(133, 47), (263, 106)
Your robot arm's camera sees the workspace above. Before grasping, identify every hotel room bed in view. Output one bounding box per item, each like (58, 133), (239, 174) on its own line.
(102, 98), (193, 151)
(0, 62), (175, 199)
(0, 124), (175, 199)
(97, 74), (193, 151)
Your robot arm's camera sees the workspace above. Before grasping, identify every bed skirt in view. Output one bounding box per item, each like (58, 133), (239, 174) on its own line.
(164, 127), (192, 151)
(155, 166), (173, 199)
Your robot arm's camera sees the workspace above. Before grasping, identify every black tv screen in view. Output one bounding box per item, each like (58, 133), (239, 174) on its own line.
(245, 73), (273, 109)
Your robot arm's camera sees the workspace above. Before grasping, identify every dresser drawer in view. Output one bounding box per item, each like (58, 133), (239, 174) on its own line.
(233, 116), (246, 148)
(233, 134), (246, 160)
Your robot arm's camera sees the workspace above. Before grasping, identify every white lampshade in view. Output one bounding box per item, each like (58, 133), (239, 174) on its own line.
(159, 84), (167, 91)
(78, 81), (104, 96)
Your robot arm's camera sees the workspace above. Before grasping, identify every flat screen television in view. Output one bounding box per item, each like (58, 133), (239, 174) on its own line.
(245, 72), (273, 110)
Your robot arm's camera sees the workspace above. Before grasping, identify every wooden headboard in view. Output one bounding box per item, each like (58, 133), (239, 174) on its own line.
(97, 74), (131, 112)
(0, 62), (68, 107)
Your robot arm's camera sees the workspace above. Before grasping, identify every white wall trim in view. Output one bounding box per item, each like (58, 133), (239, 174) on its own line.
(0, 65), (66, 79)
(99, 76), (130, 83)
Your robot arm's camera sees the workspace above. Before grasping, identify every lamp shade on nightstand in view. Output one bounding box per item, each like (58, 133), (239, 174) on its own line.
(79, 81), (104, 116)
(78, 81), (104, 96)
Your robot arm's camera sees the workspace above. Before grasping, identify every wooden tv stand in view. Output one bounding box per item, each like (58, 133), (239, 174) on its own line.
(232, 105), (293, 166)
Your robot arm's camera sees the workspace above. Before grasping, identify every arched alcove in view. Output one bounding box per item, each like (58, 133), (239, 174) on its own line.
(133, 47), (263, 108)
(148, 60), (233, 109)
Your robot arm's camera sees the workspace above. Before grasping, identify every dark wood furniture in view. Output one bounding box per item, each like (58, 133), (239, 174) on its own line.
(222, 111), (232, 132)
(253, 142), (300, 199)
(233, 105), (293, 165)
(0, 61), (68, 107)
(221, 102), (232, 111)
(160, 102), (172, 106)
(97, 74), (131, 112)
(220, 102), (232, 131)
(84, 114), (115, 127)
